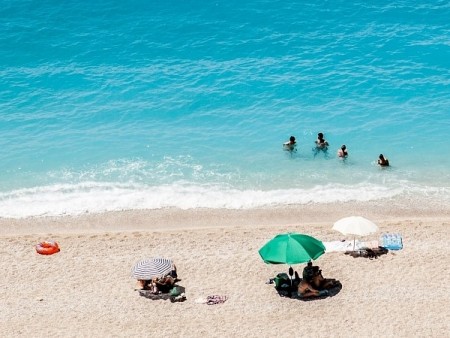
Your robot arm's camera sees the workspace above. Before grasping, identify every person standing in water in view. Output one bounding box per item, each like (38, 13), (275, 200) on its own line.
(315, 132), (329, 150)
(283, 135), (297, 151)
(378, 154), (390, 166)
(337, 145), (348, 158)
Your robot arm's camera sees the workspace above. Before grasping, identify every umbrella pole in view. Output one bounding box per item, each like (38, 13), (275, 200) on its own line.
(288, 266), (294, 289)
(353, 237), (356, 251)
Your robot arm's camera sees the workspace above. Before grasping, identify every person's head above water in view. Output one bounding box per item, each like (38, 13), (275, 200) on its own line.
(318, 132), (324, 139)
(378, 154), (389, 166)
(290, 136), (296, 143)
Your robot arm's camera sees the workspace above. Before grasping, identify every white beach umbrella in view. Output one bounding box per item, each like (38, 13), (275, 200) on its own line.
(131, 257), (174, 280)
(332, 216), (379, 251)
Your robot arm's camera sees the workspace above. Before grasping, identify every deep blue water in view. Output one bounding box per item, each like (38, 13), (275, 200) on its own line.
(1, 0), (449, 218)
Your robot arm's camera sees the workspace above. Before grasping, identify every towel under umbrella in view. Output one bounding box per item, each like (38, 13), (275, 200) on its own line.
(332, 216), (379, 251)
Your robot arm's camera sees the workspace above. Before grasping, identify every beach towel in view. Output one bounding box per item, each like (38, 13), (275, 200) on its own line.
(324, 240), (379, 253)
(138, 290), (172, 300)
(195, 295), (228, 305)
(361, 240), (380, 249)
(323, 240), (354, 252)
(345, 247), (388, 259)
(138, 285), (186, 301)
(380, 233), (403, 250)
(206, 295), (228, 305)
(292, 280), (343, 301)
(139, 289), (187, 302)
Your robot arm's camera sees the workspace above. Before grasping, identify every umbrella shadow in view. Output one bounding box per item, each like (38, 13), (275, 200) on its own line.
(345, 247), (388, 260)
(138, 285), (186, 302)
(276, 280), (343, 301)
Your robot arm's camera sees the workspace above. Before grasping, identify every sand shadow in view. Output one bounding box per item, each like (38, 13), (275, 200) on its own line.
(138, 285), (186, 302)
(345, 247), (388, 259)
(275, 280), (342, 301)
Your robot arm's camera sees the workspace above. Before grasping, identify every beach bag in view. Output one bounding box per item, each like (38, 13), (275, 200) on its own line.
(169, 286), (182, 297)
(380, 233), (403, 250)
(274, 273), (291, 289)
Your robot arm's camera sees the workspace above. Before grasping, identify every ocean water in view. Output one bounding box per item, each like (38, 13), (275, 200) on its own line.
(1, 0), (449, 218)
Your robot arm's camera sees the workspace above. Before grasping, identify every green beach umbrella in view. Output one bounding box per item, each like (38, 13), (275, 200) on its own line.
(259, 232), (325, 265)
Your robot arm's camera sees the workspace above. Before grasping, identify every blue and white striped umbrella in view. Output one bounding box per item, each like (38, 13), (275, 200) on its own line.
(131, 257), (174, 280)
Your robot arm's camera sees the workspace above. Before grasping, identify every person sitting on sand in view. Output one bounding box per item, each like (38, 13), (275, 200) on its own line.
(298, 262), (326, 298)
(153, 275), (175, 293)
(283, 136), (297, 151)
(169, 264), (178, 280)
(378, 154), (389, 167)
(302, 261), (317, 280)
(137, 279), (153, 291)
(137, 265), (177, 294)
(137, 275), (175, 294)
(304, 262), (336, 287)
(337, 145), (348, 158)
(315, 132), (329, 150)
(298, 262), (338, 298)
(311, 269), (339, 290)
(298, 266), (331, 298)
(298, 277), (323, 298)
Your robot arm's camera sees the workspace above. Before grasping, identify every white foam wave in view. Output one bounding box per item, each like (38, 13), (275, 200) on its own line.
(1, 181), (447, 219)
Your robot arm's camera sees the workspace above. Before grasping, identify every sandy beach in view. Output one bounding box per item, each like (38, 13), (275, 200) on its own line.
(1, 200), (449, 337)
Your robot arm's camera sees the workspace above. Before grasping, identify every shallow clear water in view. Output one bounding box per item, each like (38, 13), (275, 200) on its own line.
(1, 0), (449, 218)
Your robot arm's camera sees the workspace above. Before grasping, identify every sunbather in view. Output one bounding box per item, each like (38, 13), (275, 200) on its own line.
(298, 278), (323, 298)
(303, 261), (319, 280)
(298, 262), (339, 298)
(137, 279), (153, 291)
(137, 274), (175, 294)
(311, 269), (339, 290)
(153, 275), (175, 293)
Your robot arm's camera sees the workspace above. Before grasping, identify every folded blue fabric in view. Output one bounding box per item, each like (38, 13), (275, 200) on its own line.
(380, 233), (403, 250)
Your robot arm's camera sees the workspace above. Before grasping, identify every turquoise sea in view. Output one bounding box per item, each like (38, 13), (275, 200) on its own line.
(1, 0), (449, 218)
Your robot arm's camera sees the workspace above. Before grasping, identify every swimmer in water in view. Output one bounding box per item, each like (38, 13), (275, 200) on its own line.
(283, 135), (297, 151)
(315, 132), (329, 150)
(337, 145), (348, 158)
(377, 154), (390, 167)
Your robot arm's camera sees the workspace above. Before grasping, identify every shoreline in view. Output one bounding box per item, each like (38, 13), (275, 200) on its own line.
(1, 198), (449, 236)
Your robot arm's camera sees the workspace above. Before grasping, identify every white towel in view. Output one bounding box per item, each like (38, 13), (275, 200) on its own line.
(324, 240), (355, 252)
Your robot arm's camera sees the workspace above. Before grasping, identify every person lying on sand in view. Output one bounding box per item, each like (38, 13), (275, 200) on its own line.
(303, 261), (339, 289)
(298, 278), (324, 298)
(298, 262), (339, 298)
(311, 269), (339, 290)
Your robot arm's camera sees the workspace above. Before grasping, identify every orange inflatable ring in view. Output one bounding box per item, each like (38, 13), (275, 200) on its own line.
(36, 241), (60, 255)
